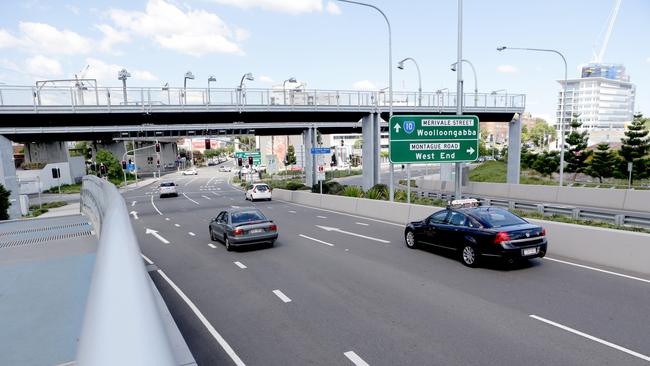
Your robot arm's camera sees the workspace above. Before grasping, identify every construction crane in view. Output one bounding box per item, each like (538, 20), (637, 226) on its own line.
(592, 0), (622, 63)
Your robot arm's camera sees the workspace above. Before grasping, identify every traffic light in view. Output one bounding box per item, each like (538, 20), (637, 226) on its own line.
(205, 139), (211, 150)
(121, 160), (127, 169)
(99, 164), (107, 175)
(156, 159), (160, 168)
(155, 143), (160, 153)
(248, 156), (253, 166)
(51, 167), (60, 179)
(238, 157), (243, 166)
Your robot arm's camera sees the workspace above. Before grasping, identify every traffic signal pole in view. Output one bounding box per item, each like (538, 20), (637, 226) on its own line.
(122, 143), (158, 189)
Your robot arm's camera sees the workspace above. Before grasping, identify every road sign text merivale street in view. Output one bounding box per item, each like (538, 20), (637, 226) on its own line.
(389, 115), (480, 164)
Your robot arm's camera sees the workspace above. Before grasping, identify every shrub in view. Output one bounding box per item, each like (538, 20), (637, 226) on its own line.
(285, 181), (308, 191)
(0, 184), (10, 220)
(342, 185), (364, 198)
(365, 187), (386, 200)
(312, 181), (344, 194)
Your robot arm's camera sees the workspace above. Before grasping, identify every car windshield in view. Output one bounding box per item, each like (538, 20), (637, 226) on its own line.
(160, 182), (175, 187)
(231, 210), (267, 224)
(470, 208), (526, 228)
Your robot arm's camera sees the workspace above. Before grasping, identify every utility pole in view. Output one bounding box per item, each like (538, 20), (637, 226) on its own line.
(454, 0), (464, 199)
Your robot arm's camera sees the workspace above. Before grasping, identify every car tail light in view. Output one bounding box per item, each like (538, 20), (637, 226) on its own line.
(233, 228), (244, 236)
(494, 232), (511, 244)
(269, 224), (277, 231)
(253, 187), (257, 193)
(540, 228), (546, 236)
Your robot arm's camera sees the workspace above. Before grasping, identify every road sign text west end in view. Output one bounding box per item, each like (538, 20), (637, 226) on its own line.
(389, 115), (479, 164)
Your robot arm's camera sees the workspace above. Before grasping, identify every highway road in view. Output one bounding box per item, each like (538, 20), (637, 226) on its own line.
(123, 163), (650, 366)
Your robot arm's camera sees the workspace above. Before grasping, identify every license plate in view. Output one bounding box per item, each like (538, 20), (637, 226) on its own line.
(249, 229), (264, 234)
(522, 247), (539, 256)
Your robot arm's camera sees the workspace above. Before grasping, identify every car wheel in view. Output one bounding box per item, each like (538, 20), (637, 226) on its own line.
(461, 245), (479, 268)
(225, 236), (233, 251)
(209, 228), (216, 241)
(269, 240), (275, 248)
(405, 230), (418, 249)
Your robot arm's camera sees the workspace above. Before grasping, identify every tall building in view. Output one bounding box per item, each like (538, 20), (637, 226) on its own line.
(556, 63), (636, 145)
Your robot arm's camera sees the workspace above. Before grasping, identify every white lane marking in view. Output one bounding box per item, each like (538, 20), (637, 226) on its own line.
(145, 228), (170, 244)
(283, 201), (404, 227)
(207, 176), (216, 185)
(212, 191), (220, 196)
(208, 243), (217, 249)
(316, 225), (390, 243)
(288, 210), (296, 213)
(530, 315), (650, 362)
(141, 253), (154, 265)
(157, 270), (246, 366)
(188, 232), (196, 236)
(317, 215), (327, 219)
(150, 195), (163, 215)
(344, 351), (370, 366)
(355, 222), (369, 226)
(183, 193), (200, 205)
(544, 257), (650, 284)
(230, 198), (234, 201)
(299, 234), (334, 247)
(131, 201), (136, 207)
(202, 195), (212, 200)
(129, 211), (139, 220)
(165, 217), (170, 221)
(217, 187), (222, 190)
(174, 224), (180, 227)
(234, 261), (247, 269)
(272, 289), (292, 303)
(184, 177), (197, 186)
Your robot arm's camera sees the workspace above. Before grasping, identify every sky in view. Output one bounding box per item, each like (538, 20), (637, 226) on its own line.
(1, 0), (649, 123)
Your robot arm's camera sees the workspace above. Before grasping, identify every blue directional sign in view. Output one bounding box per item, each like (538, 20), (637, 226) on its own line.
(311, 147), (332, 154)
(127, 163), (136, 171)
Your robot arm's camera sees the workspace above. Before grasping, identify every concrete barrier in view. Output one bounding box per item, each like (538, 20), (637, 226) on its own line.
(622, 190), (650, 213)
(320, 194), (358, 213)
(469, 182), (511, 198)
(508, 183), (559, 203)
(556, 186), (627, 210)
(356, 198), (412, 224)
(272, 189), (293, 201)
(292, 190), (322, 207)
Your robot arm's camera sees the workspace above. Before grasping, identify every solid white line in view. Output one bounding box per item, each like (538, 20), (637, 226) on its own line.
(188, 232), (196, 236)
(207, 176), (216, 186)
(344, 351), (370, 366)
(544, 257), (650, 284)
(183, 193), (200, 205)
(131, 201), (136, 207)
(529, 315), (650, 362)
(234, 261), (247, 269)
(150, 195), (163, 215)
(299, 234), (334, 247)
(208, 243), (217, 249)
(272, 289), (292, 303)
(202, 195), (212, 200)
(288, 210), (296, 213)
(212, 191), (220, 196)
(157, 270), (246, 366)
(141, 253), (154, 265)
(355, 222), (369, 226)
(283, 201), (404, 227)
(317, 215), (327, 219)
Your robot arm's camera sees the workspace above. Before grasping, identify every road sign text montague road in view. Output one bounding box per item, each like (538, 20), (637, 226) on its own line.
(389, 115), (480, 164)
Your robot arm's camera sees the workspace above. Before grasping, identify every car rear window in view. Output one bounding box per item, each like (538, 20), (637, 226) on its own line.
(160, 182), (175, 187)
(471, 208), (526, 228)
(256, 185), (269, 191)
(231, 210), (267, 224)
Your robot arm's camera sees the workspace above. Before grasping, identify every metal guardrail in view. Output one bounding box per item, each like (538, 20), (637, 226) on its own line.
(0, 85), (525, 114)
(415, 189), (650, 229)
(77, 175), (176, 366)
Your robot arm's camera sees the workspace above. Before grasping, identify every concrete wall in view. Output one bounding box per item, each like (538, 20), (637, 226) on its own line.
(18, 162), (75, 194)
(69, 156), (86, 183)
(24, 141), (69, 164)
(92, 141), (126, 162)
(0, 135), (21, 219)
(274, 189), (650, 276)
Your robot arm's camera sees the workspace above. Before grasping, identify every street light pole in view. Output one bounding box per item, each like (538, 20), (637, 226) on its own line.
(117, 69), (131, 106)
(283, 77), (297, 105)
(207, 75), (216, 104)
(454, 0), (464, 200)
(397, 57), (422, 107)
(451, 59), (477, 106)
(497, 46), (567, 186)
(162, 83), (170, 104)
(183, 71), (195, 105)
(238, 72), (254, 109)
(336, 0), (393, 200)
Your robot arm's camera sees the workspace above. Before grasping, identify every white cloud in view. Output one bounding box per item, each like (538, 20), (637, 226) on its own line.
(66, 4), (80, 15)
(235, 28), (250, 42)
(84, 58), (158, 84)
(259, 75), (274, 83)
(25, 55), (63, 77)
(210, 0), (323, 14)
(496, 64), (519, 73)
(109, 0), (245, 56)
(95, 24), (130, 54)
(0, 29), (21, 49)
(646, 57), (650, 63)
(325, 1), (341, 15)
(19, 22), (93, 55)
(352, 80), (376, 90)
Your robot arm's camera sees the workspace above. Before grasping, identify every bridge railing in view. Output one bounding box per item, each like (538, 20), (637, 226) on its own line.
(0, 85), (525, 112)
(77, 175), (176, 366)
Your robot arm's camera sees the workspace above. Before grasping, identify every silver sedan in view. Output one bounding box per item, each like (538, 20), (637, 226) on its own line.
(209, 208), (278, 251)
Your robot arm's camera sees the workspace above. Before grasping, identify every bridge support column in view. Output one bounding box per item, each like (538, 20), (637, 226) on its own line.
(0, 135), (21, 219)
(92, 141), (126, 162)
(303, 129), (314, 187)
(361, 113), (380, 191)
(507, 113), (522, 184)
(24, 141), (69, 165)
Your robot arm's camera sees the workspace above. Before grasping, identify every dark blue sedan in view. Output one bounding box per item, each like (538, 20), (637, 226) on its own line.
(404, 200), (547, 267)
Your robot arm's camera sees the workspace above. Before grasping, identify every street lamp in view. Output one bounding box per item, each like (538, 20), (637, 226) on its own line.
(183, 71), (195, 104)
(397, 57), (422, 107)
(336, 0), (394, 200)
(207, 75), (216, 104)
(490, 89), (507, 107)
(283, 77), (297, 105)
(450, 59), (477, 106)
(117, 68), (131, 106)
(162, 82), (170, 105)
(238, 72), (254, 106)
(497, 45), (568, 186)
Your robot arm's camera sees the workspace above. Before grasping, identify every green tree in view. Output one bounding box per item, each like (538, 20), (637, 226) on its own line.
(95, 149), (123, 179)
(285, 145), (297, 166)
(526, 118), (556, 149)
(0, 184), (11, 220)
(70, 141), (91, 159)
(618, 113), (650, 184)
(479, 128), (490, 156)
(520, 145), (538, 169)
(532, 151), (560, 177)
(587, 143), (616, 183)
(353, 139), (362, 149)
(563, 114), (591, 180)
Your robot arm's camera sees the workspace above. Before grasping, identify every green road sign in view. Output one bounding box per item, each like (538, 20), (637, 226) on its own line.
(389, 115), (479, 164)
(235, 151), (262, 165)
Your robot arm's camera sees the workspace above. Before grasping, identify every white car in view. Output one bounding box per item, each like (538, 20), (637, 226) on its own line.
(219, 166), (232, 172)
(245, 183), (272, 201)
(159, 182), (178, 197)
(182, 168), (198, 175)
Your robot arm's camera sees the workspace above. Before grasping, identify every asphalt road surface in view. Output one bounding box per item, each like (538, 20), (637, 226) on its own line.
(123, 162), (650, 366)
